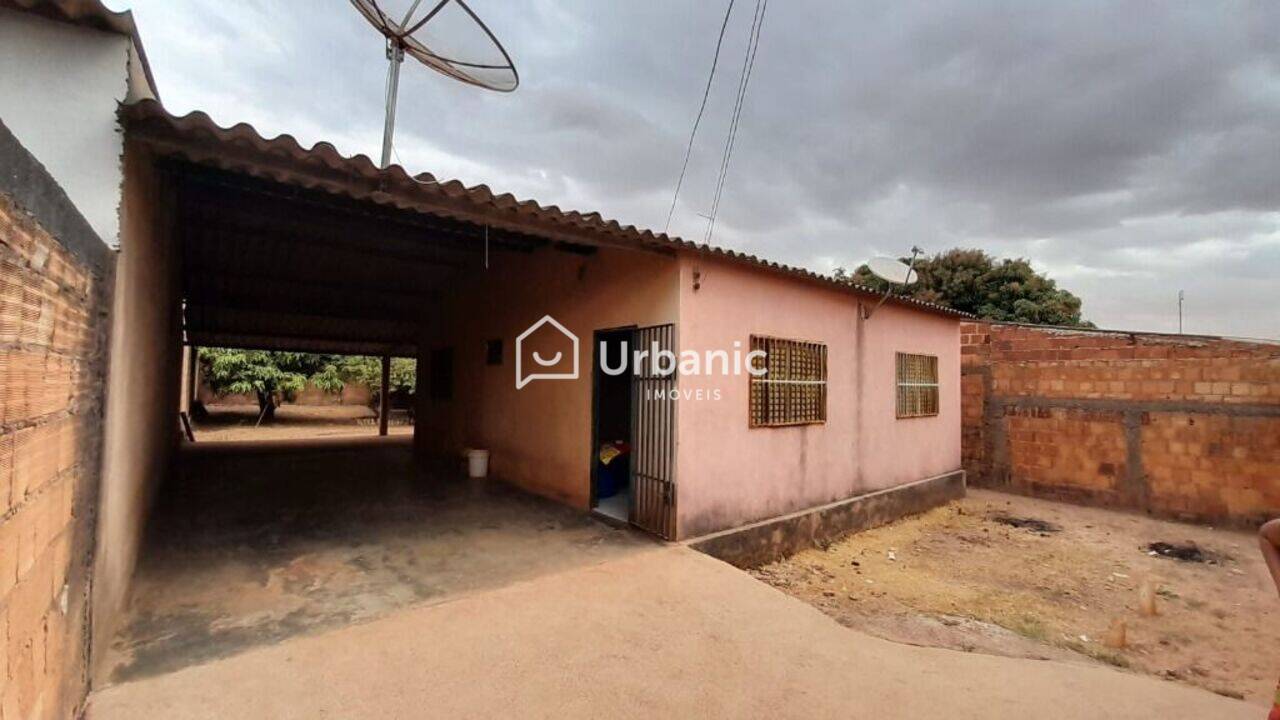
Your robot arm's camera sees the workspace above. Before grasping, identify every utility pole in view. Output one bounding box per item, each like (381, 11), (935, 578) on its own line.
(1177, 290), (1184, 334)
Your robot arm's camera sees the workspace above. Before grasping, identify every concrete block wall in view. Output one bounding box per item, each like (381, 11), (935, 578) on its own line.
(962, 321), (1280, 524)
(0, 123), (113, 720)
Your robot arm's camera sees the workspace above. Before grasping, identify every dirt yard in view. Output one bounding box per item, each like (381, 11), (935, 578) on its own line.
(752, 489), (1279, 706)
(193, 404), (413, 442)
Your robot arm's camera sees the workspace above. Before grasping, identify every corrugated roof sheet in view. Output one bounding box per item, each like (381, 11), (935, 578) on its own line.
(121, 99), (970, 320)
(3, 0), (158, 98)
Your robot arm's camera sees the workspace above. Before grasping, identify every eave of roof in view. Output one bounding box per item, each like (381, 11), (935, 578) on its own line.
(120, 99), (970, 321)
(2, 0), (159, 100)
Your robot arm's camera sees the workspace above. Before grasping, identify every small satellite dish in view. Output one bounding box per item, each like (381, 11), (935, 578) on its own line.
(860, 246), (923, 320)
(350, 0), (519, 167)
(866, 256), (918, 285)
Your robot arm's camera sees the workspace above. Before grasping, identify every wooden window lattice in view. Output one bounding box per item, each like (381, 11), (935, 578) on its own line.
(895, 352), (939, 418)
(749, 336), (827, 427)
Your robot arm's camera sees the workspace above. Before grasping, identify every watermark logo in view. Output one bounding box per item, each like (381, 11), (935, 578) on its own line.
(516, 315), (769, 397)
(515, 315), (579, 389)
(600, 340), (766, 379)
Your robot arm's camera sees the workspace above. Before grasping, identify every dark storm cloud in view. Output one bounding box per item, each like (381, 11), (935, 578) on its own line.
(108, 0), (1280, 338)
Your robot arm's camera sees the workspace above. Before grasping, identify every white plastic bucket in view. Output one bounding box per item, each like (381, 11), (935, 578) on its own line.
(466, 449), (490, 479)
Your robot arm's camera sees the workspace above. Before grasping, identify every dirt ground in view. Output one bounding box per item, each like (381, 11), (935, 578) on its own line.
(752, 489), (1280, 706)
(193, 404), (413, 442)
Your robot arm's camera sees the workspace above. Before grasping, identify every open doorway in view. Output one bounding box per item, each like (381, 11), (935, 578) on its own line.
(185, 350), (417, 444)
(592, 328), (633, 522)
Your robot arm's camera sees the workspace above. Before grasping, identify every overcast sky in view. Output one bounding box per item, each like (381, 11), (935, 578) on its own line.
(105, 0), (1280, 338)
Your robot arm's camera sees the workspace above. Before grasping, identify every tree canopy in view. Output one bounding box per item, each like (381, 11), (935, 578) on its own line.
(837, 248), (1092, 327)
(198, 349), (416, 420)
(318, 356), (418, 396)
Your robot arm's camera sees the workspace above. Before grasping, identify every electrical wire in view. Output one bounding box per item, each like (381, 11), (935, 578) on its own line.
(663, 0), (737, 234)
(704, 0), (767, 244)
(708, 0), (763, 229)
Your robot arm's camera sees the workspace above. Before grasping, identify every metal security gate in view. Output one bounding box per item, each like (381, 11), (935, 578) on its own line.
(629, 324), (676, 539)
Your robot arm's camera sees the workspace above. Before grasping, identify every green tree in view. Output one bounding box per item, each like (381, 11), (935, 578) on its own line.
(319, 356), (417, 397)
(199, 349), (315, 421)
(199, 349), (417, 422)
(837, 248), (1092, 326)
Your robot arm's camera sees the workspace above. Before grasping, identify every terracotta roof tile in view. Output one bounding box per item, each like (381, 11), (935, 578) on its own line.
(120, 99), (969, 320)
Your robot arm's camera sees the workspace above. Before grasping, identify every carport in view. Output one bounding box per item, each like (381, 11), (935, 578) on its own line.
(94, 99), (677, 681)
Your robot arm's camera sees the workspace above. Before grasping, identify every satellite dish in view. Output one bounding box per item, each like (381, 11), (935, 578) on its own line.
(860, 246), (923, 320)
(866, 256), (918, 285)
(349, 0), (519, 167)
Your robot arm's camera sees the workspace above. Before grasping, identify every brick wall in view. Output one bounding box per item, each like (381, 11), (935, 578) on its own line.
(198, 379), (374, 407)
(0, 123), (113, 719)
(962, 321), (1280, 524)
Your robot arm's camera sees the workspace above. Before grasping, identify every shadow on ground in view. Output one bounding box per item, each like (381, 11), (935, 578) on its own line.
(102, 439), (652, 686)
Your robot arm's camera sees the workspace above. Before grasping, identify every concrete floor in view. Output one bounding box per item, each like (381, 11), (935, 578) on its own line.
(92, 443), (1257, 718)
(88, 545), (1256, 720)
(99, 438), (651, 686)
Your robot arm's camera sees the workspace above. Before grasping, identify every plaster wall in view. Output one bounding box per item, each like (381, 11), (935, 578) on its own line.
(674, 254), (961, 538)
(92, 143), (182, 674)
(0, 9), (153, 247)
(415, 245), (678, 508)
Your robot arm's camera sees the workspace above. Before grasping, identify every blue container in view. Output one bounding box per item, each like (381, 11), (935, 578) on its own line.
(597, 456), (628, 498)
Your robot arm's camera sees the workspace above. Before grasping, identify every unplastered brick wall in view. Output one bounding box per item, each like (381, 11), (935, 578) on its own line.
(198, 379), (374, 407)
(962, 321), (1279, 524)
(0, 143), (113, 716)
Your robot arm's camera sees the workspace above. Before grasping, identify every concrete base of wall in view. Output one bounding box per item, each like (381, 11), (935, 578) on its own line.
(686, 470), (966, 568)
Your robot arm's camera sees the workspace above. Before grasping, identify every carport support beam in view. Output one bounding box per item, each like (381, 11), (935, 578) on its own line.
(379, 354), (391, 436)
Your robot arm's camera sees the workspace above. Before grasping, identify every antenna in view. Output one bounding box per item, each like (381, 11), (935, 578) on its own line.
(349, 0), (519, 168)
(1178, 289), (1185, 334)
(860, 246), (923, 320)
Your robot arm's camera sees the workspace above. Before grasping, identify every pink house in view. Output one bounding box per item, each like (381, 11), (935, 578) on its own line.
(0, 4), (958, 711)
(418, 224), (965, 555)
(94, 99), (967, 611)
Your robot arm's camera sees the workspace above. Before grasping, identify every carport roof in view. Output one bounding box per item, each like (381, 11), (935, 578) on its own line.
(121, 99), (970, 322)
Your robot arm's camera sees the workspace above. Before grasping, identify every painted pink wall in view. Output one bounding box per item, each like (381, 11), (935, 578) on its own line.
(674, 253), (960, 538)
(416, 245), (678, 507)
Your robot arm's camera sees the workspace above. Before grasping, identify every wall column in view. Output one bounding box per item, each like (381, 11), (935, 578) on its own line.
(178, 345), (192, 414)
(379, 354), (391, 436)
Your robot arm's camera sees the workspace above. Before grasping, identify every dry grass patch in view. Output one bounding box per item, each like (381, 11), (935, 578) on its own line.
(753, 489), (1278, 706)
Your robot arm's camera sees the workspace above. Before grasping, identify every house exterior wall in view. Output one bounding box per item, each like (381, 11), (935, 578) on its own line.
(674, 254), (961, 538)
(415, 245), (678, 507)
(962, 320), (1280, 524)
(0, 9), (153, 247)
(0, 121), (114, 720)
(92, 143), (183, 673)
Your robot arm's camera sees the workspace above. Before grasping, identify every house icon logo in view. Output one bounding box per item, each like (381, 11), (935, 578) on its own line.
(515, 315), (580, 389)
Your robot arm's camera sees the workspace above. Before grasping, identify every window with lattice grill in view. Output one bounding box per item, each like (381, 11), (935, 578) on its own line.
(896, 353), (939, 418)
(749, 336), (827, 427)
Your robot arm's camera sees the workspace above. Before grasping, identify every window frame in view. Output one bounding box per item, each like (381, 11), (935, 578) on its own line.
(895, 352), (939, 419)
(748, 335), (828, 428)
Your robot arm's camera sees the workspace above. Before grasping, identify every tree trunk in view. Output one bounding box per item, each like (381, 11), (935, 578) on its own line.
(256, 390), (276, 423)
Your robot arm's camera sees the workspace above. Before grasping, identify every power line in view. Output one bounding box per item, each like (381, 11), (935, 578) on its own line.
(708, 0), (766, 241)
(705, 0), (768, 244)
(663, 0), (737, 234)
